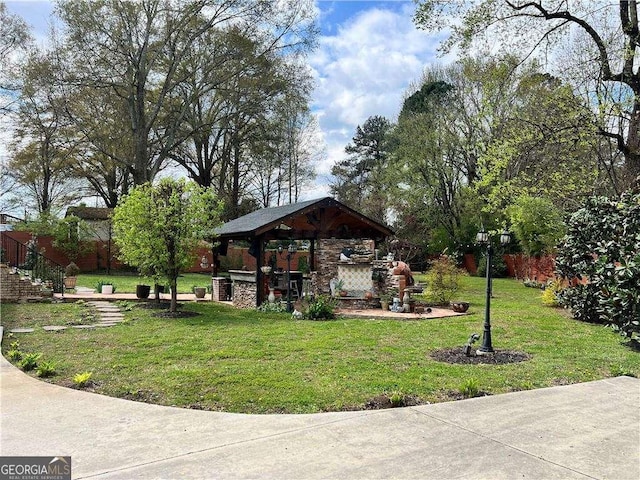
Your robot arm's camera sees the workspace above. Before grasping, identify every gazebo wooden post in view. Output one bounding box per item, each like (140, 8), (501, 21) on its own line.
(309, 239), (316, 271)
(255, 236), (264, 307)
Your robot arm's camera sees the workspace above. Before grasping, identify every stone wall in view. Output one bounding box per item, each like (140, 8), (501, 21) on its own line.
(316, 238), (375, 295)
(231, 279), (257, 309)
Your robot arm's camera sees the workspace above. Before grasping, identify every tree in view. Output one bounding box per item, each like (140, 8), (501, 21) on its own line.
(414, 0), (640, 190)
(112, 178), (222, 313)
(0, 1), (31, 113)
(56, 0), (317, 196)
(330, 115), (393, 221)
(7, 49), (84, 215)
(507, 195), (566, 256)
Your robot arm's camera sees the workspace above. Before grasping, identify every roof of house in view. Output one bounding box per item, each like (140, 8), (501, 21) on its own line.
(65, 207), (114, 221)
(214, 197), (393, 241)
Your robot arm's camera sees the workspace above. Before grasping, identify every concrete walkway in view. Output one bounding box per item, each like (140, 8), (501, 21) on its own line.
(1, 346), (638, 480)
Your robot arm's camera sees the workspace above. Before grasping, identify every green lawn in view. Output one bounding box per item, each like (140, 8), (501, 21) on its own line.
(75, 272), (216, 294)
(1, 276), (638, 413)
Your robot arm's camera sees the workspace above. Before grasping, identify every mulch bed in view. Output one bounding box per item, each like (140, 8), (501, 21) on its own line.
(430, 348), (531, 365)
(136, 301), (176, 310)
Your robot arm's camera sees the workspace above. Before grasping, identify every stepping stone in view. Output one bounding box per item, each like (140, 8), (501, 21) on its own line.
(42, 325), (67, 332)
(71, 324), (96, 329)
(95, 323), (116, 327)
(99, 318), (124, 323)
(9, 328), (34, 333)
(95, 308), (121, 313)
(100, 312), (124, 318)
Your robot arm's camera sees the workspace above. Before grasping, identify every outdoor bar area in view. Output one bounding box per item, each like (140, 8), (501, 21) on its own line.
(212, 197), (396, 310)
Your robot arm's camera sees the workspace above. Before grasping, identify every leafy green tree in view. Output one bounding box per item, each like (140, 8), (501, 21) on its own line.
(112, 178), (222, 313)
(414, 0), (640, 190)
(476, 71), (604, 214)
(507, 195), (566, 256)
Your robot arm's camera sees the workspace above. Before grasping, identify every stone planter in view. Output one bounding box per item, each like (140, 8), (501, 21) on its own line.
(194, 287), (206, 299)
(101, 284), (113, 295)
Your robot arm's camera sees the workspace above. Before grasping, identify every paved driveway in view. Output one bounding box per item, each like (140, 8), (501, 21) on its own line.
(1, 344), (638, 479)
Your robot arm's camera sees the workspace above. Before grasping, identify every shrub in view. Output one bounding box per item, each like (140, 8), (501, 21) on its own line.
(556, 192), (640, 341)
(541, 279), (564, 307)
(36, 361), (56, 378)
(73, 371), (93, 388)
(19, 353), (41, 371)
(459, 378), (480, 398)
(304, 295), (338, 320)
(257, 301), (288, 313)
(424, 256), (463, 304)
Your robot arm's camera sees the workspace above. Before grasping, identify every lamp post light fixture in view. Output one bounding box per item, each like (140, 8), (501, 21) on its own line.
(286, 243), (297, 312)
(476, 227), (511, 354)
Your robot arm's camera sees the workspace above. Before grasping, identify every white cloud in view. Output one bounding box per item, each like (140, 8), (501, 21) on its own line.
(308, 3), (445, 191)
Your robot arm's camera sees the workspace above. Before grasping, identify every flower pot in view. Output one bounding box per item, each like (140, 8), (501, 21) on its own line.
(194, 287), (206, 299)
(63, 277), (77, 289)
(268, 288), (276, 303)
(136, 284), (151, 299)
(101, 285), (113, 294)
(450, 301), (470, 313)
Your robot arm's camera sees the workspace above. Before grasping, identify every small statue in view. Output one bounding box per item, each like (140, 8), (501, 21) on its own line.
(463, 333), (480, 357)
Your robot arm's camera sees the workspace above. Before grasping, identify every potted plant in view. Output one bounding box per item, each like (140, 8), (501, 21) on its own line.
(96, 279), (115, 294)
(63, 262), (80, 290)
(136, 284), (151, 299)
(379, 293), (392, 311)
(335, 279), (347, 296)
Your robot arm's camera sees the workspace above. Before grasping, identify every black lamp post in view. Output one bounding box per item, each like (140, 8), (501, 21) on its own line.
(476, 227), (511, 354)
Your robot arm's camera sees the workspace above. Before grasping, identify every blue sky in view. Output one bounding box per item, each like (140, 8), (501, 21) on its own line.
(4, 0), (447, 199)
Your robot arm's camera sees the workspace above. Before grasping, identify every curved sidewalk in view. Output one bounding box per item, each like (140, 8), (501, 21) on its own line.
(1, 350), (638, 479)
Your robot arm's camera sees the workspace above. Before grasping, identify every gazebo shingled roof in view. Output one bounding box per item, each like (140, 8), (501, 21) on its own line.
(214, 196), (393, 241)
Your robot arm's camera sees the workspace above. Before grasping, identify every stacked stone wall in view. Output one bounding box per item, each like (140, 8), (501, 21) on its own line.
(232, 280), (257, 309)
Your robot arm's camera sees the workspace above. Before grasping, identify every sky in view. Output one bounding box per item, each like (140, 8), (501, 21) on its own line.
(4, 0), (449, 201)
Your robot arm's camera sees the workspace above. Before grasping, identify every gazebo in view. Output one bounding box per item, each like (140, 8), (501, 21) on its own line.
(213, 197), (394, 307)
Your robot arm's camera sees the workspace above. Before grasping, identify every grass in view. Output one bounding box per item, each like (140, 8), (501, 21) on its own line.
(75, 272), (215, 294)
(1, 276), (638, 413)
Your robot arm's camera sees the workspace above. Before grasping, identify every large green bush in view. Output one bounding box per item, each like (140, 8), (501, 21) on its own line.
(556, 192), (640, 342)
